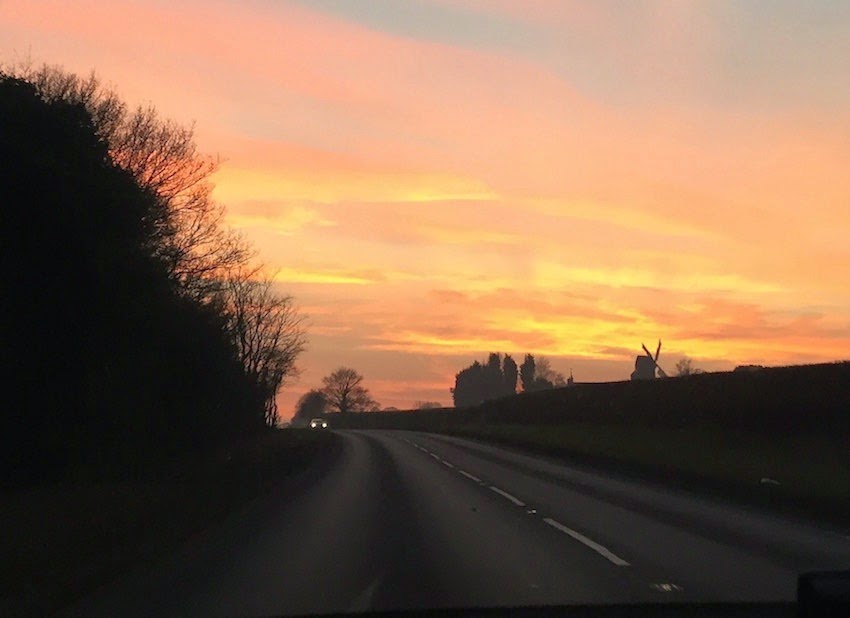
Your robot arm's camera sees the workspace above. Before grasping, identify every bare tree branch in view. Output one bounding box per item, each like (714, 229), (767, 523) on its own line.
(6, 63), (254, 301)
(321, 367), (379, 413)
(223, 270), (307, 426)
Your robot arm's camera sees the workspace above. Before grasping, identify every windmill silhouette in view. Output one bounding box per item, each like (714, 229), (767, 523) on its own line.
(631, 340), (667, 380)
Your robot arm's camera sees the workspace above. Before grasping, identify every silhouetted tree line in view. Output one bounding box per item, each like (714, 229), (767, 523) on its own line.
(1, 67), (304, 484)
(452, 353), (515, 408)
(452, 353), (565, 408)
(415, 401), (443, 410)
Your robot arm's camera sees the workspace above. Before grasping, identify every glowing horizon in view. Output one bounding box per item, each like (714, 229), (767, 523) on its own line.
(3, 0), (849, 415)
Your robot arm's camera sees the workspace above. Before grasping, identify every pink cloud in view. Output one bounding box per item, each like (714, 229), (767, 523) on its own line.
(5, 0), (850, 417)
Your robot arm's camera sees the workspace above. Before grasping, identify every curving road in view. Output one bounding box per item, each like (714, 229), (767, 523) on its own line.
(66, 430), (850, 616)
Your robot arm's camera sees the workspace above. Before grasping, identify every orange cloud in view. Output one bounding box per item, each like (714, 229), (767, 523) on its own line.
(5, 0), (849, 417)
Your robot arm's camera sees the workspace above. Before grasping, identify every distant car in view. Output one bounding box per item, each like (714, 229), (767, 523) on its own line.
(309, 418), (328, 429)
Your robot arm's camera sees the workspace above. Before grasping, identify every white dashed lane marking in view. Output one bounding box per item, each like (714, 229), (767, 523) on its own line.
(488, 486), (526, 507)
(459, 470), (483, 483)
(405, 435), (632, 571)
(650, 583), (682, 593)
(543, 517), (630, 566)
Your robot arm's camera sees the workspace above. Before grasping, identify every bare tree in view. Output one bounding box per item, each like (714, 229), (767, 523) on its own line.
(321, 367), (379, 413)
(675, 357), (700, 377)
(535, 357), (567, 388)
(3, 62), (308, 431)
(110, 105), (252, 299)
(6, 62), (127, 142)
(224, 271), (307, 426)
(5, 63), (252, 300)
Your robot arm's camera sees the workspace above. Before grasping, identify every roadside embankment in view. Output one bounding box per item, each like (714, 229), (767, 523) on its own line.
(0, 429), (341, 616)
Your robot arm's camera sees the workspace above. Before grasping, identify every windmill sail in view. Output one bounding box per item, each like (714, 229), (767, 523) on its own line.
(637, 340), (667, 378)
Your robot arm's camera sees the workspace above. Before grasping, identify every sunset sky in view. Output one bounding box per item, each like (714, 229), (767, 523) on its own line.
(3, 1), (849, 416)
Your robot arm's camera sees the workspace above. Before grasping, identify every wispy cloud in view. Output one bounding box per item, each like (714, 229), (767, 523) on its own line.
(4, 0), (849, 413)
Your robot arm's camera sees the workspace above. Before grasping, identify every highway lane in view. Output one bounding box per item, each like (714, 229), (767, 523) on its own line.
(66, 430), (850, 616)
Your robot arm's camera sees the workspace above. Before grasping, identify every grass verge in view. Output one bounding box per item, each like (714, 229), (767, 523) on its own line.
(448, 423), (850, 526)
(0, 429), (340, 616)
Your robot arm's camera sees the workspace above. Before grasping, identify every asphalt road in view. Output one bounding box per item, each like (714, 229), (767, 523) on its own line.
(66, 430), (850, 616)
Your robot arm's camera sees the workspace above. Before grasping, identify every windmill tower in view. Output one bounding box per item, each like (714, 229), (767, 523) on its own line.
(630, 340), (668, 380)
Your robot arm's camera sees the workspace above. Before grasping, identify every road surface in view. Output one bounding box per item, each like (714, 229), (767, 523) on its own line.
(66, 430), (850, 616)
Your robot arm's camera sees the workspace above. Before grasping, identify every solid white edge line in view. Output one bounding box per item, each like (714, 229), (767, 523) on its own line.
(442, 461), (455, 469)
(459, 470), (482, 483)
(488, 485), (526, 507)
(542, 517), (630, 566)
(430, 453), (441, 460)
